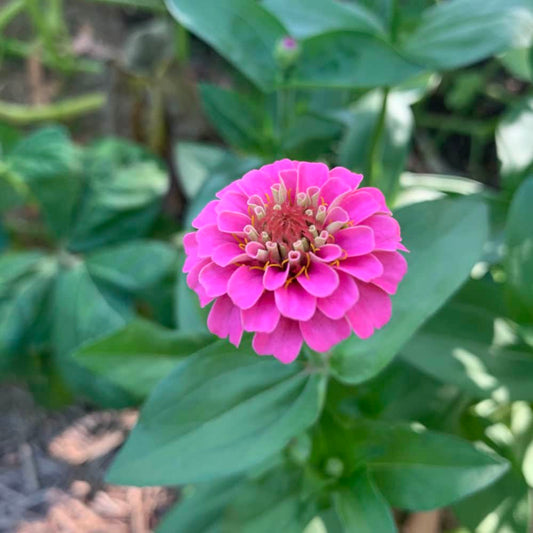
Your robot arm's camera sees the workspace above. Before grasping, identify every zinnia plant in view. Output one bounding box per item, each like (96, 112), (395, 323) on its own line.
(183, 160), (407, 363)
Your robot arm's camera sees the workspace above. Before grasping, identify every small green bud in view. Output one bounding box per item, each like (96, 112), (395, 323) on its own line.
(274, 36), (301, 70)
(324, 457), (344, 478)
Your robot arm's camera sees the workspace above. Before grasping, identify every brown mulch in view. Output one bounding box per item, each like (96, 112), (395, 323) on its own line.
(0, 385), (175, 533)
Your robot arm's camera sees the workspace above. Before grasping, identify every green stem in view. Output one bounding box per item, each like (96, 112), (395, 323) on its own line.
(366, 88), (389, 186)
(0, 37), (102, 73)
(0, 0), (25, 31)
(175, 23), (190, 64)
(0, 93), (106, 124)
(414, 111), (497, 136)
(81, 0), (165, 11)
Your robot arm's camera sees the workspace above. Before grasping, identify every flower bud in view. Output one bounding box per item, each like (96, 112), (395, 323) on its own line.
(274, 36), (301, 70)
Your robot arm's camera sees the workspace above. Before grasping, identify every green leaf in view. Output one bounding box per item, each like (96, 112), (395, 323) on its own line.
(0, 251), (46, 294)
(454, 469), (531, 533)
(500, 47), (533, 82)
(334, 470), (396, 533)
(52, 264), (135, 407)
(175, 142), (229, 200)
(0, 261), (55, 368)
(157, 477), (244, 533)
(222, 464), (315, 533)
(350, 420), (509, 510)
(262, 0), (385, 39)
(496, 97), (533, 189)
(165, 0), (287, 91)
(338, 90), (413, 199)
(68, 143), (168, 252)
(402, 0), (533, 70)
(107, 340), (326, 485)
(292, 32), (423, 89)
(401, 299), (533, 400)
(8, 126), (82, 239)
(0, 122), (21, 156)
(86, 240), (176, 293)
(505, 177), (533, 323)
(330, 195), (489, 385)
(200, 84), (270, 154)
(74, 319), (212, 400)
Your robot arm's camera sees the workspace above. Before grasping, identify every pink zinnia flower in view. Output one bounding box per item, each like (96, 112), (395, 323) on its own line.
(183, 160), (407, 364)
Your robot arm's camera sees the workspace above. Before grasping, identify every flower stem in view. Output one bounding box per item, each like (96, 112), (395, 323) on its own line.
(366, 87), (389, 187)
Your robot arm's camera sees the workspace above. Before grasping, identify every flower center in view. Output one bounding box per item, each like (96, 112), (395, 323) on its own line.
(261, 201), (315, 245)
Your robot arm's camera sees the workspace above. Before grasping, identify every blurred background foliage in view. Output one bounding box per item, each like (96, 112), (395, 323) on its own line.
(1, 0), (533, 531)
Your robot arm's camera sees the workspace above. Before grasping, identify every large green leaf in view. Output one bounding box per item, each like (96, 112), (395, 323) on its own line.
(8, 126), (82, 239)
(158, 464), (314, 533)
(52, 264), (135, 406)
(74, 319), (212, 400)
(262, 0), (385, 39)
(292, 32), (423, 89)
(157, 477), (244, 533)
(331, 195), (489, 384)
(221, 464), (315, 533)
(350, 420), (509, 510)
(86, 240), (176, 293)
(505, 177), (533, 323)
(338, 90), (413, 199)
(0, 260), (56, 368)
(107, 340), (326, 485)
(401, 300), (533, 400)
(333, 470), (396, 533)
(175, 142), (229, 200)
(496, 97), (533, 190)
(68, 150), (168, 252)
(165, 0), (287, 91)
(200, 84), (270, 154)
(402, 0), (533, 70)
(454, 469), (531, 533)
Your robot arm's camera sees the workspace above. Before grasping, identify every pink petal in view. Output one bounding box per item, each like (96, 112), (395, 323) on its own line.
(183, 232), (199, 272)
(260, 159), (296, 181)
(274, 283), (316, 321)
(217, 211), (250, 234)
(337, 254), (384, 282)
(312, 244), (343, 262)
(241, 291), (280, 333)
(196, 224), (233, 257)
(317, 271), (359, 319)
(297, 162), (329, 193)
(334, 226), (375, 257)
(192, 200), (219, 229)
(227, 266), (265, 309)
(279, 169), (298, 198)
(263, 263), (289, 290)
(215, 181), (241, 199)
(186, 257), (210, 291)
(362, 214), (401, 251)
(372, 251), (408, 294)
(329, 167), (363, 189)
(198, 262), (235, 297)
(212, 242), (248, 266)
(347, 283), (392, 338)
(340, 191), (380, 225)
(300, 310), (351, 352)
(324, 206), (350, 229)
(297, 261), (339, 297)
(216, 191), (249, 215)
(358, 187), (391, 214)
(320, 178), (352, 206)
(252, 317), (303, 364)
(238, 169), (273, 197)
(207, 295), (243, 346)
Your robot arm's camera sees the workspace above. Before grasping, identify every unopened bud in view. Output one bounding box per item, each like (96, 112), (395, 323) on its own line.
(274, 36), (301, 70)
